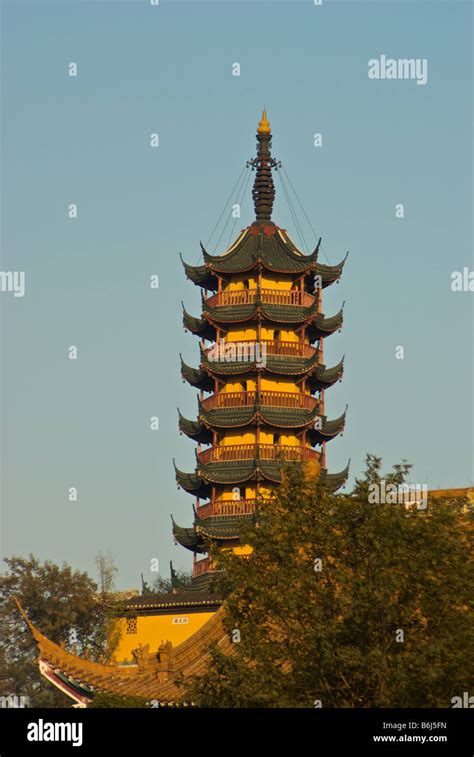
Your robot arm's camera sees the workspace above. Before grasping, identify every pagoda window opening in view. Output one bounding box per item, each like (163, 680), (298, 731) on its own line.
(126, 617), (137, 635)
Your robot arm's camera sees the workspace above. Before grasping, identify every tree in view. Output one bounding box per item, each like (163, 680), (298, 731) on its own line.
(95, 551), (118, 597)
(183, 456), (473, 707)
(141, 570), (194, 595)
(0, 554), (118, 707)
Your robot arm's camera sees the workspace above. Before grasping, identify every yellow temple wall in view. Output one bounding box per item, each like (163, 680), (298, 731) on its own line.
(220, 429), (300, 445)
(225, 327), (258, 342)
(224, 379), (257, 392)
(223, 378), (302, 393)
(113, 611), (215, 663)
(260, 377), (300, 392)
(260, 274), (295, 289)
(224, 326), (300, 343)
(215, 484), (275, 500)
(230, 544), (252, 556)
(224, 274), (295, 290)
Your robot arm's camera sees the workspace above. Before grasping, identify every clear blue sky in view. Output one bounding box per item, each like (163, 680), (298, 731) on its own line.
(1, 0), (472, 590)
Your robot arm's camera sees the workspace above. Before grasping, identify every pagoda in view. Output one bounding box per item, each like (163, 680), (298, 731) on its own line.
(16, 111), (474, 706)
(173, 110), (349, 589)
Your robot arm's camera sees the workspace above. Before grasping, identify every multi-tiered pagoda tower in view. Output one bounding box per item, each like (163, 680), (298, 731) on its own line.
(173, 111), (349, 589)
(18, 111), (474, 706)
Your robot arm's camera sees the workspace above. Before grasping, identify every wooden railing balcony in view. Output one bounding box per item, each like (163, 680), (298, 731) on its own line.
(193, 556), (214, 577)
(197, 498), (258, 519)
(206, 288), (315, 308)
(204, 340), (317, 360)
(198, 444), (320, 465)
(201, 390), (318, 412)
(262, 340), (316, 358)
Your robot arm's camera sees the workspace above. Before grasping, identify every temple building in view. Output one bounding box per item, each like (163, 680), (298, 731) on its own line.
(20, 110), (473, 705)
(110, 109), (349, 666)
(172, 108), (348, 588)
(16, 111), (351, 701)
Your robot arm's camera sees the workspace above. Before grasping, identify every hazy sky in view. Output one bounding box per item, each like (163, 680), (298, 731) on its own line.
(1, 0), (472, 590)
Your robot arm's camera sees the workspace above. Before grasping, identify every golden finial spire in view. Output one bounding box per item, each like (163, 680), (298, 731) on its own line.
(257, 108), (271, 134)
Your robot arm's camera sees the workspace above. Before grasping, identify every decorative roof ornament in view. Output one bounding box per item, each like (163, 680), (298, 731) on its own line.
(247, 108), (281, 221)
(257, 108), (271, 134)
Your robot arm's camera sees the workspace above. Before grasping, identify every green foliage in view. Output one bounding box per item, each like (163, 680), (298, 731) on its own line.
(183, 456), (473, 707)
(141, 570), (193, 596)
(0, 554), (118, 707)
(88, 692), (148, 708)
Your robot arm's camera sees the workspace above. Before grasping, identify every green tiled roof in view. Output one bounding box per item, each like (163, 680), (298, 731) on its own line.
(180, 254), (218, 290)
(170, 562), (222, 594)
(183, 299), (343, 336)
(307, 306), (344, 340)
(198, 458), (274, 484)
(196, 514), (255, 539)
(307, 357), (344, 391)
(201, 346), (344, 387)
(178, 403), (331, 440)
(202, 294), (320, 324)
(308, 407), (347, 444)
(202, 403), (319, 429)
(173, 461), (211, 497)
(172, 461), (351, 551)
(203, 225), (317, 273)
(175, 458), (281, 494)
(180, 350), (344, 390)
(320, 460), (351, 490)
(180, 355), (214, 391)
(180, 225), (347, 290)
(200, 344), (319, 376)
(173, 513), (255, 551)
(171, 516), (205, 553)
(178, 411), (214, 443)
(174, 453), (350, 495)
(182, 305), (216, 340)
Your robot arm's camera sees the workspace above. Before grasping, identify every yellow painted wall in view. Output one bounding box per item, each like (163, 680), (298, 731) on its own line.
(226, 276), (257, 290)
(113, 611), (215, 663)
(232, 545), (252, 556)
(226, 327), (258, 342)
(218, 429), (301, 447)
(260, 377), (299, 392)
(224, 325), (302, 344)
(224, 379), (257, 392)
(221, 430), (256, 445)
(215, 484), (275, 500)
(222, 378), (304, 394)
(224, 274), (295, 290)
(260, 274), (295, 289)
